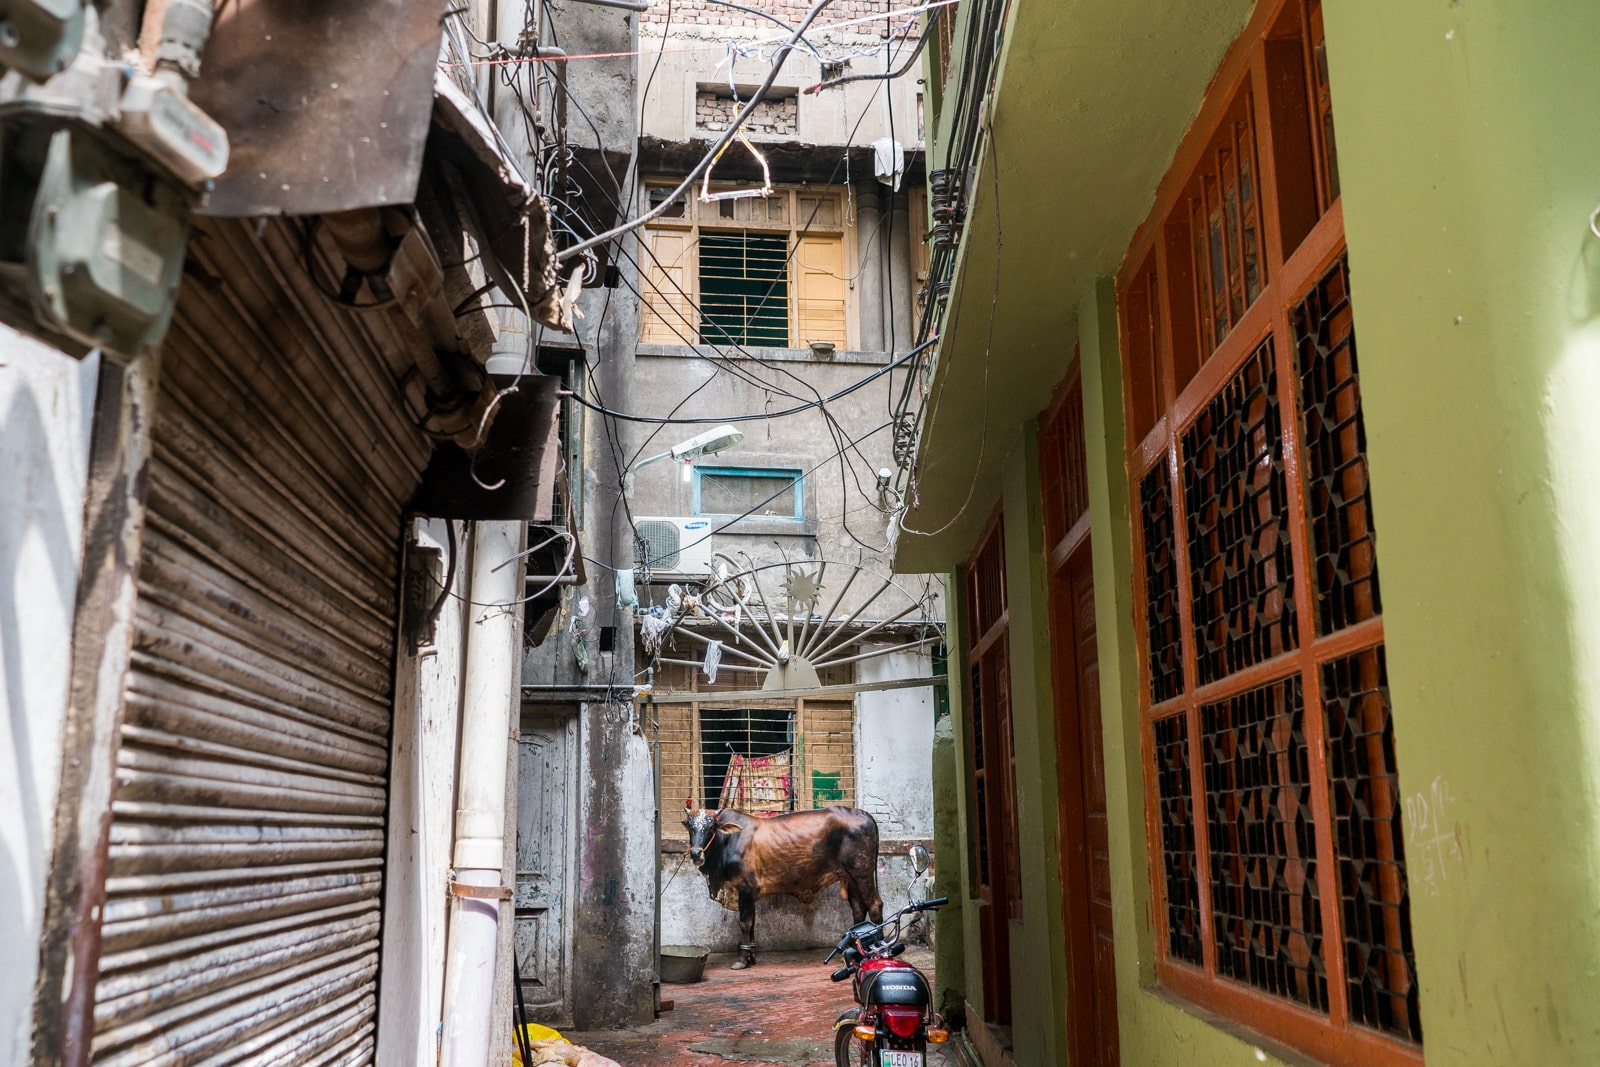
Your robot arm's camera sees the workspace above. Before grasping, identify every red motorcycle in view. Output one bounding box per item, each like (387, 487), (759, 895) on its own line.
(826, 848), (949, 1067)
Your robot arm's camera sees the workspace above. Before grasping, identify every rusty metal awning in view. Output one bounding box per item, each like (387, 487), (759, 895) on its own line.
(191, 0), (451, 217)
(189, 1), (567, 330)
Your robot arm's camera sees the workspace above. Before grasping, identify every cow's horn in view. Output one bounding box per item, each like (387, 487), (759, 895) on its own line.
(684, 798), (695, 812)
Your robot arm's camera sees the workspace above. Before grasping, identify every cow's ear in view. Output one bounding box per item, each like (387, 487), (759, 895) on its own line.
(716, 822), (742, 835)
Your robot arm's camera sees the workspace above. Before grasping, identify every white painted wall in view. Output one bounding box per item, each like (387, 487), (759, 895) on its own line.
(856, 646), (936, 840)
(660, 643), (936, 955)
(0, 329), (98, 1065)
(376, 519), (470, 1067)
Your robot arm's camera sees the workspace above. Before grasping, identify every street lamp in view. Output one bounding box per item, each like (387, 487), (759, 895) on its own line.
(627, 423), (745, 485)
(634, 424), (744, 467)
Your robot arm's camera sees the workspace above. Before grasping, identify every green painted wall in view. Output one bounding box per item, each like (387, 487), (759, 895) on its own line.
(930, 710), (967, 1020)
(1321, 2), (1600, 1061)
(938, 574), (989, 1023)
(999, 427), (1070, 1067)
(925, 2), (1600, 1064)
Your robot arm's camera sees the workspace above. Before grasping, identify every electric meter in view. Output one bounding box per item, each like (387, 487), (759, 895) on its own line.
(16, 124), (188, 358)
(118, 75), (229, 184)
(0, 0), (83, 82)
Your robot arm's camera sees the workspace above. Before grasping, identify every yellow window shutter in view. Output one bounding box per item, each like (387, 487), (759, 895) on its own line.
(642, 228), (696, 344)
(794, 233), (847, 349)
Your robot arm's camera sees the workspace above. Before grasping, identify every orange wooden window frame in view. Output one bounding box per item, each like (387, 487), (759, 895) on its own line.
(1115, 2), (1421, 1064)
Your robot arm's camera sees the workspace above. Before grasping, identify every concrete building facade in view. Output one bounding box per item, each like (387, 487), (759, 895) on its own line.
(616, 0), (945, 976)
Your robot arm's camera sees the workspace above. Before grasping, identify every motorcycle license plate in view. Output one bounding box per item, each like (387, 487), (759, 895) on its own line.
(880, 1053), (924, 1067)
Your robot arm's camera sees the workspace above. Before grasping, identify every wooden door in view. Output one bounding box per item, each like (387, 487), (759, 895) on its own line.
(1053, 548), (1119, 1066)
(515, 709), (578, 1026)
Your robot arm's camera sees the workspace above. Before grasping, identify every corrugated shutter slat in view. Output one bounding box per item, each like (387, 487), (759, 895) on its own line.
(91, 219), (429, 1065)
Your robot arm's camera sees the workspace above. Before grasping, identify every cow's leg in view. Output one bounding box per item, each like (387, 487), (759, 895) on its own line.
(855, 865), (883, 923)
(844, 878), (868, 924)
(731, 887), (757, 969)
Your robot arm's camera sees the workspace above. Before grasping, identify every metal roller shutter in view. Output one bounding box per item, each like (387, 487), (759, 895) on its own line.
(91, 220), (433, 1066)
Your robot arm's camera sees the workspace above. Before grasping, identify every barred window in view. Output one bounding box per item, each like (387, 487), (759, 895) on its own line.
(1119, 2), (1420, 1063)
(655, 665), (856, 828)
(640, 184), (851, 350)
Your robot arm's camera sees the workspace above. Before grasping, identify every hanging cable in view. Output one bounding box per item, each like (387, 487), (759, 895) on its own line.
(563, 338), (935, 425)
(556, 0), (841, 261)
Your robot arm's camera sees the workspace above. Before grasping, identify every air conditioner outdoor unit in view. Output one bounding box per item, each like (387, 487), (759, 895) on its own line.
(636, 516), (716, 577)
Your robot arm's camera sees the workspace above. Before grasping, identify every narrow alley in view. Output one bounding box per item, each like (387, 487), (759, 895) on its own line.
(6, 0), (1600, 1066)
(566, 950), (966, 1067)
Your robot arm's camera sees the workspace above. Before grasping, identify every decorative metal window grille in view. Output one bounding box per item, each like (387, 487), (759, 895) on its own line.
(1154, 714), (1204, 966)
(1322, 646), (1421, 1042)
(1294, 254), (1381, 636)
(1202, 675), (1327, 1011)
(1140, 465), (1185, 704)
(1182, 340), (1298, 685)
(1119, 3), (1419, 1061)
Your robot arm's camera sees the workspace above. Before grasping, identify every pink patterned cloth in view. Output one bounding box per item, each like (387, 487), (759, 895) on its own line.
(718, 751), (793, 813)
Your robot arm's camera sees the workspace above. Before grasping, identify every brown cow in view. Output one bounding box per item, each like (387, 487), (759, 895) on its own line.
(682, 801), (883, 969)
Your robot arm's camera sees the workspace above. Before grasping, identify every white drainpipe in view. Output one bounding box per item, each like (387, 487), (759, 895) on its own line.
(441, 520), (525, 1067)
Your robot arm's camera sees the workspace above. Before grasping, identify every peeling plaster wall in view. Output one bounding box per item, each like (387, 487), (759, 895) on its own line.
(0, 331), (97, 1065)
(627, 349), (939, 624)
(661, 850), (925, 954)
(638, 17), (922, 153)
(375, 520), (471, 1067)
(571, 703), (658, 1028)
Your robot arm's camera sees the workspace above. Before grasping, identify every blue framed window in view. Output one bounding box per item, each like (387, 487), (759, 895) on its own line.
(692, 466), (804, 520)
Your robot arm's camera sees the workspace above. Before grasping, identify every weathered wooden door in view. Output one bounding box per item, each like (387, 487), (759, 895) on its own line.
(515, 708), (578, 1026)
(1052, 548), (1119, 1066)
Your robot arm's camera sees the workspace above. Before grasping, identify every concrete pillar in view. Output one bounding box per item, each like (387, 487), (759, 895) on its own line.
(887, 191), (914, 351)
(855, 188), (886, 352)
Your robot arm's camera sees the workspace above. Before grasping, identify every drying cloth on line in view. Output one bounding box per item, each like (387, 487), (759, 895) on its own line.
(702, 639), (723, 684)
(640, 613), (673, 656)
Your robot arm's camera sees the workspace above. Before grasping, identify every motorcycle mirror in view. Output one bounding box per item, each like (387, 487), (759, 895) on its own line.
(909, 844), (930, 876)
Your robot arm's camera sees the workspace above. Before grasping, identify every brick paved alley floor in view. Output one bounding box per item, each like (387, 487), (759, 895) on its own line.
(563, 947), (968, 1067)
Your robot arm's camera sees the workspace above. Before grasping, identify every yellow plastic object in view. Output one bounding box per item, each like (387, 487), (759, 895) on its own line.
(510, 1024), (565, 1065)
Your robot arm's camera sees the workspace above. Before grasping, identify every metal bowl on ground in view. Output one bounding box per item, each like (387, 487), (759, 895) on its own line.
(659, 945), (709, 984)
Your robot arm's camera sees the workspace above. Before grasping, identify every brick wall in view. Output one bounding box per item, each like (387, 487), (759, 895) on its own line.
(695, 90), (799, 134)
